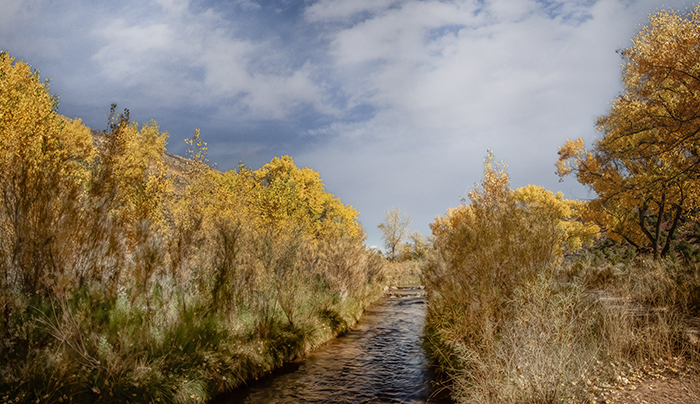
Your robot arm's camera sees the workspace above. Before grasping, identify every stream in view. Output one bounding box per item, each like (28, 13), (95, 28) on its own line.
(216, 287), (450, 403)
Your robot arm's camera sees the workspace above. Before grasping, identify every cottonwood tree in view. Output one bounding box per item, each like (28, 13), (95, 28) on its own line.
(251, 156), (361, 240)
(557, 6), (700, 258)
(378, 208), (412, 261)
(0, 52), (94, 296)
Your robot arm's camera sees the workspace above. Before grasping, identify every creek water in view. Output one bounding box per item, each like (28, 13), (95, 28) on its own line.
(217, 287), (450, 404)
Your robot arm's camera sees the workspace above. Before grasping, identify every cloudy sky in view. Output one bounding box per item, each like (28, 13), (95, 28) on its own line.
(1, 0), (695, 248)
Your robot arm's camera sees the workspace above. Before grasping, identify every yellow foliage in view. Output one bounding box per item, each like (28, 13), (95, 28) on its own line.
(95, 108), (171, 241)
(184, 128), (212, 176)
(430, 152), (595, 302)
(0, 53), (94, 182)
(432, 153), (596, 278)
(170, 151), (364, 283)
(0, 52), (94, 293)
(426, 154), (598, 387)
(513, 185), (598, 252)
(426, 153), (600, 360)
(0, 49), (371, 311)
(0, 51), (391, 403)
(251, 156), (361, 240)
(557, 6), (700, 257)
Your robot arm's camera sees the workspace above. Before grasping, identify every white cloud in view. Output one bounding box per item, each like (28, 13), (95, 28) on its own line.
(91, 20), (176, 83)
(312, 0), (656, 149)
(89, 0), (329, 118)
(292, 0), (693, 245)
(484, 0), (539, 22)
(304, 0), (404, 22)
(243, 66), (331, 119)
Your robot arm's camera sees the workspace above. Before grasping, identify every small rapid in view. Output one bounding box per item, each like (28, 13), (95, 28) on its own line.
(217, 287), (448, 404)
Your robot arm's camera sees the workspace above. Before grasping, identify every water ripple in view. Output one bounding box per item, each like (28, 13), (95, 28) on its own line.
(219, 291), (446, 404)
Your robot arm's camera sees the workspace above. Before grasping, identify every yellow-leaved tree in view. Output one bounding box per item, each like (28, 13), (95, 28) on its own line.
(251, 156), (361, 241)
(0, 52), (94, 296)
(0, 50), (386, 402)
(512, 184), (599, 253)
(429, 153), (596, 304)
(82, 105), (171, 294)
(557, 6), (700, 258)
(93, 105), (170, 235)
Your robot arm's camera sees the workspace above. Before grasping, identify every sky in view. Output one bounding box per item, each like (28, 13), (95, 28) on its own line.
(1, 0), (697, 249)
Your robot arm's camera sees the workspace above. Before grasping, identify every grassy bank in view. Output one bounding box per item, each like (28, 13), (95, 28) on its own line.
(2, 264), (385, 403)
(0, 173), (387, 404)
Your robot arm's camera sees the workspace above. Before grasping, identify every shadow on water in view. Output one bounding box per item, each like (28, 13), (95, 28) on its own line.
(212, 287), (454, 404)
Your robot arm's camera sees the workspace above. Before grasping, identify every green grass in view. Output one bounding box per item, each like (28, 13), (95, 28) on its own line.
(0, 277), (385, 404)
(0, 234), (388, 404)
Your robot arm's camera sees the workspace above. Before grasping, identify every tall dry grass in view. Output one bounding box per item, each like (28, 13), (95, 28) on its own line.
(426, 255), (700, 404)
(423, 155), (700, 403)
(0, 197), (386, 403)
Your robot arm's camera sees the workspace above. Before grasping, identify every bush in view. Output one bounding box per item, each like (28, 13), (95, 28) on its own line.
(423, 153), (700, 403)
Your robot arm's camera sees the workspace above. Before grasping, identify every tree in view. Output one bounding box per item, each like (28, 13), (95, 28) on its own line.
(95, 105), (170, 236)
(378, 208), (412, 260)
(0, 52), (94, 295)
(251, 156), (361, 240)
(512, 184), (599, 254)
(557, 6), (700, 258)
(430, 153), (594, 291)
(400, 231), (428, 261)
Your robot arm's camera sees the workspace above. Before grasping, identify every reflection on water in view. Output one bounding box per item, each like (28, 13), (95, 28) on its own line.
(217, 288), (449, 403)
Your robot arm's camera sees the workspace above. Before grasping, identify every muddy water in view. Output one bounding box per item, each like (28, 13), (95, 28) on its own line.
(220, 287), (449, 404)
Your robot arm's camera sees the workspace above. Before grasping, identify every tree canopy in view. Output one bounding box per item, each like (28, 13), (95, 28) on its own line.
(557, 6), (700, 258)
(432, 153), (596, 280)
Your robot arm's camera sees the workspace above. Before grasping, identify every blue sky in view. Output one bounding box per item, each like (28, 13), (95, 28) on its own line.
(1, 0), (696, 249)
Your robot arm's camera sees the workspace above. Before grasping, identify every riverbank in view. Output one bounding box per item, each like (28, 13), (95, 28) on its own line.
(1, 275), (388, 404)
(421, 156), (700, 403)
(423, 256), (700, 404)
(213, 287), (438, 404)
(591, 358), (700, 403)
(211, 281), (388, 391)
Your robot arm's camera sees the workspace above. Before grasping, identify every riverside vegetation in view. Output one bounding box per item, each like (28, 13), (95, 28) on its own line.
(423, 7), (700, 404)
(0, 51), (387, 403)
(5, 6), (700, 404)
(423, 154), (700, 403)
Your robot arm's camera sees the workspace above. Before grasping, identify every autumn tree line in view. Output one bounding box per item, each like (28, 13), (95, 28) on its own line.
(4, 5), (700, 404)
(0, 51), (387, 402)
(423, 8), (700, 403)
